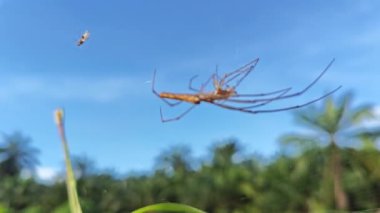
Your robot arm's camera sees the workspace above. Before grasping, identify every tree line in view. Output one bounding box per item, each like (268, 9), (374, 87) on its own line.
(1, 93), (380, 212)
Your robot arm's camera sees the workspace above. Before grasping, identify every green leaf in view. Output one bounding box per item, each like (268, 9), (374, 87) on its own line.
(132, 203), (206, 213)
(55, 109), (82, 213)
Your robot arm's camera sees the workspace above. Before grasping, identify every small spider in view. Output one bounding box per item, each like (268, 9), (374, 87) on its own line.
(152, 58), (341, 122)
(77, 30), (90, 46)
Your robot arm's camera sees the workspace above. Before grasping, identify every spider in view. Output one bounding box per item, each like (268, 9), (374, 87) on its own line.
(152, 58), (341, 122)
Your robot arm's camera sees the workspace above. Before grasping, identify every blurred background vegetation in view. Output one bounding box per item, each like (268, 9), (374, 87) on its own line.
(1, 92), (380, 212)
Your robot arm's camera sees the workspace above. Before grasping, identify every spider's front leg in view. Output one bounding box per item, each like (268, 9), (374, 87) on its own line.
(188, 73), (215, 93)
(211, 86), (341, 114)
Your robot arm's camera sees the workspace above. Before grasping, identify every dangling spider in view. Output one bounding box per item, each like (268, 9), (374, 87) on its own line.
(152, 58), (341, 122)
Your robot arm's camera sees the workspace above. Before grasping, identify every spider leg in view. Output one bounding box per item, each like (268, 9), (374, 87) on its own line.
(159, 104), (198, 122)
(210, 86), (341, 114)
(188, 75), (200, 92)
(223, 58), (260, 88)
(218, 65), (251, 89)
(216, 87), (291, 110)
(189, 73), (214, 92)
(214, 59), (256, 89)
(265, 59), (336, 101)
(221, 87), (292, 106)
(152, 70), (182, 107)
(241, 87), (292, 109)
(200, 74), (214, 92)
(222, 58), (259, 82)
(229, 87), (293, 100)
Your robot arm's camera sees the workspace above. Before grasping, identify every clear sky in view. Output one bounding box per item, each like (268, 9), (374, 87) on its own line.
(1, 0), (380, 177)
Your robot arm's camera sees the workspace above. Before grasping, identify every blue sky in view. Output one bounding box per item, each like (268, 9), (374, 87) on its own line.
(1, 0), (380, 177)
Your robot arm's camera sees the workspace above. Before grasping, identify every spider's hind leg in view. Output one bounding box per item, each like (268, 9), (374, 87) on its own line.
(152, 70), (182, 107)
(188, 75), (200, 92)
(160, 104), (197, 122)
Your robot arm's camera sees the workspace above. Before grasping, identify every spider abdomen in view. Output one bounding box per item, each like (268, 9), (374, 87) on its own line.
(159, 92), (201, 104)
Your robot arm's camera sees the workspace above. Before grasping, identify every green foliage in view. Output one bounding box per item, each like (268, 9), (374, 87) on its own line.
(52, 202), (70, 213)
(280, 92), (380, 210)
(0, 132), (39, 177)
(132, 203), (206, 213)
(1, 141), (380, 212)
(0, 203), (11, 213)
(1, 93), (380, 212)
(54, 109), (83, 213)
(23, 205), (43, 213)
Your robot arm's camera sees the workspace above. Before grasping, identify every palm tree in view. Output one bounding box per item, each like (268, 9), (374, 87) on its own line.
(280, 92), (380, 210)
(71, 155), (96, 179)
(155, 146), (193, 176)
(197, 140), (258, 212)
(0, 132), (40, 177)
(154, 146), (194, 203)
